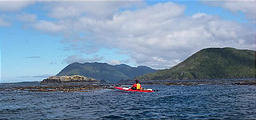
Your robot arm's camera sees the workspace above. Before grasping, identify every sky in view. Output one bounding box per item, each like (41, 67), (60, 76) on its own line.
(0, 0), (255, 83)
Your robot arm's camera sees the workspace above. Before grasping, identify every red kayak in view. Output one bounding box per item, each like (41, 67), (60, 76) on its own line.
(114, 87), (154, 92)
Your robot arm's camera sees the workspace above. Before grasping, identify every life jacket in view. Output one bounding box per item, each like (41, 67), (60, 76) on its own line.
(136, 83), (141, 90)
(132, 83), (141, 90)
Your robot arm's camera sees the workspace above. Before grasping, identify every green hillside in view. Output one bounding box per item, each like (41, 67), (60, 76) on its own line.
(57, 62), (156, 83)
(138, 47), (256, 80)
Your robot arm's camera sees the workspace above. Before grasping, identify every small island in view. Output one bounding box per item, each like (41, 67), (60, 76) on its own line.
(10, 75), (108, 92)
(41, 75), (98, 84)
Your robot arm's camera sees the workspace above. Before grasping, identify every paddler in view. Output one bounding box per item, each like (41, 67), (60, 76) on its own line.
(131, 80), (142, 90)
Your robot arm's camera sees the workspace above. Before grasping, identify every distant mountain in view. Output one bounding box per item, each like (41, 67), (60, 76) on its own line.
(138, 47), (256, 80)
(57, 62), (156, 83)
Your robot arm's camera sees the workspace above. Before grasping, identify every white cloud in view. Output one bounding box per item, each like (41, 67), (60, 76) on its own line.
(202, 0), (256, 22)
(109, 60), (121, 65)
(25, 2), (256, 69)
(33, 20), (66, 33)
(0, 17), (10, 26)
(48, 1), (144, 19)
(0, 0), (35, 12)
(63, 55), (104, 64)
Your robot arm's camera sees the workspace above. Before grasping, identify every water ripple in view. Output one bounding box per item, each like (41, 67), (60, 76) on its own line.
(0, 85), (256, 119)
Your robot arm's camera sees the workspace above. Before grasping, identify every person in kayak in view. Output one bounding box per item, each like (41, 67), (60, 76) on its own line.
(131, 80), (142, 90)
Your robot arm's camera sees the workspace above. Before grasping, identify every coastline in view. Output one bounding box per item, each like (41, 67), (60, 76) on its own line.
(1, 78), (256, 92)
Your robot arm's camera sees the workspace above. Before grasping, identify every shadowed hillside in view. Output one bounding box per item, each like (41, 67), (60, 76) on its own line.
(57, 62), (156, 83)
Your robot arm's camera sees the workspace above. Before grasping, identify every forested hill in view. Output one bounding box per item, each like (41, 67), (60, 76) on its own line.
(57, 62), (156, 83)
(138, 47), (256, 80)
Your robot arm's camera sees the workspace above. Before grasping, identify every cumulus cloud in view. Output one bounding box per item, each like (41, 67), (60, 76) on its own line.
(202, 0), (256, 22)
(63, 55), (104, 64)
(0, 0), (35, 12)
(33, 20), (66, 33)
(48, 1), (144, 19)
(24, 2), (256, 68)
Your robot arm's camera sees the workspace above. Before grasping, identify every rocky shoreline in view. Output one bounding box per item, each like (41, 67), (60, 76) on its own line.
(0, 83), (113, 92)
(13, 84), (109, 92)
(0, 75), (109, 92)
(164, 80), (256, 86)
(1, 78), (255, 92)
(123, 78), (256, 86)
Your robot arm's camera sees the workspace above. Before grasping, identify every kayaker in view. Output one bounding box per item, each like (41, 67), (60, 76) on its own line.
(131, 80), (142, 90)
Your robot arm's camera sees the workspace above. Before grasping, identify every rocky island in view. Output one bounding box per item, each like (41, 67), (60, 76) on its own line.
(7, 75), (108, 92)
(41, 75), (98, 84)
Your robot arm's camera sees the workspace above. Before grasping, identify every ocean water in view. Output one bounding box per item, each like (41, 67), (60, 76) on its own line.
(0, 83), (256, 119)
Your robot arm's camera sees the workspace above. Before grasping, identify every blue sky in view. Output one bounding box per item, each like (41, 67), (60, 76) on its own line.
(0, 0), (255, 83)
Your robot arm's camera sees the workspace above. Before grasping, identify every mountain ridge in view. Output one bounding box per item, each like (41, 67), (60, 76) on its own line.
(57, 62), (156, 83)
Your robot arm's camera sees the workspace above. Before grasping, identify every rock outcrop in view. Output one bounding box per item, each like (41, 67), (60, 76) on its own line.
(41, 75), (98, 84)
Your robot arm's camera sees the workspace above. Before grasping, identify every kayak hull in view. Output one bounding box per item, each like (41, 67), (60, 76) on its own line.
(114, 87), (154, 92)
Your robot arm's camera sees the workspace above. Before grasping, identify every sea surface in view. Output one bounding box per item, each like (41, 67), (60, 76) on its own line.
(0, 82), (256, 119)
